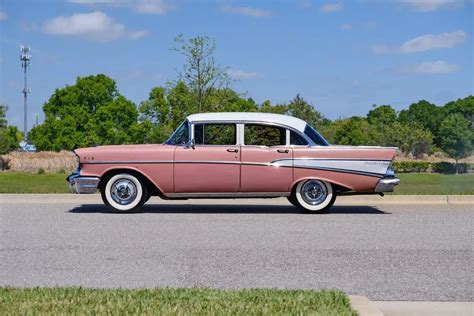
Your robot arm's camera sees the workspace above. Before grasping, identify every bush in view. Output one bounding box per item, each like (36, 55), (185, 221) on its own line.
(432, 162), (469, 174)
(37, 168), (45, 174)
(392, 161), (430, 173)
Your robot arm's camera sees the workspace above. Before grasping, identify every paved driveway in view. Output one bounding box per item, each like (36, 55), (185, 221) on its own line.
(0, 196), (472, 301)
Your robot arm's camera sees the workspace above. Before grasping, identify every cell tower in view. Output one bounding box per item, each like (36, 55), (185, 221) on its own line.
(20, 45), (31, 141)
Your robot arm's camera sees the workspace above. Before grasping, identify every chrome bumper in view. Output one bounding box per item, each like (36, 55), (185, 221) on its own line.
(67, 171), (100, 194)
(375, 177), (400, 193)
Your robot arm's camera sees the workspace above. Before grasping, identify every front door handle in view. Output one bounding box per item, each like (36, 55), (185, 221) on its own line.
(227, 148), (239, 153)
(277, 149), (289, 153)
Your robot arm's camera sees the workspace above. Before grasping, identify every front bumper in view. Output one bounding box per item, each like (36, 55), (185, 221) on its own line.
(375, 177), (400, 193)
(67, 170), (100, 194)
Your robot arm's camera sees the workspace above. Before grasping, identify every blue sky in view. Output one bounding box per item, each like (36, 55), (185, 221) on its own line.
(0, 0), (472, 131)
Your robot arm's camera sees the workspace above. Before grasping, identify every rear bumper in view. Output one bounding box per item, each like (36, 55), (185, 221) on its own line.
(67, 170), (100, 194)
(375, 177), (400, 193)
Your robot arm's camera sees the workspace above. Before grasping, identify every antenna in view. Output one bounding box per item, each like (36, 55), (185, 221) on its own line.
(20, 45), (31, 141)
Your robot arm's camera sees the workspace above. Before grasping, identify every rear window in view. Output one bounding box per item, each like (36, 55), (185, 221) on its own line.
(304, 125), (329, 146)
(244, 124), (286, 146)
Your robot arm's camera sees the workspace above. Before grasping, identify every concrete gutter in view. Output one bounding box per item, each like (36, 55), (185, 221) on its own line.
(350, 296), (474, 316)
(349, 296), (383, 316)
(0, 194), (473, 205)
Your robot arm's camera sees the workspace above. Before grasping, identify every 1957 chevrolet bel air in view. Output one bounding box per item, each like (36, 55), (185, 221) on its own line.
(67, 112), (400, 213)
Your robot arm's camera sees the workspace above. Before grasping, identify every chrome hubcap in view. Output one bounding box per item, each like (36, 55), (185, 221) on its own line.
(301, 180), (327, 205)
(111, 179), (137, 205)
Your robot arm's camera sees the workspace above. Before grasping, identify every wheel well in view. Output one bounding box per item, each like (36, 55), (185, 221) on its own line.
(290, 178), (350, 195)
(99, 169), (162, 197)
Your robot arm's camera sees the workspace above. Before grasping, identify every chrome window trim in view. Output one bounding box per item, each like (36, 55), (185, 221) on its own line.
(188, 119), (315, 146)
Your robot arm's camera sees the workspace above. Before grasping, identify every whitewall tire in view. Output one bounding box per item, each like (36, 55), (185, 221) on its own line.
(293, 179), (336, 213)
(101, 173), (146, 212)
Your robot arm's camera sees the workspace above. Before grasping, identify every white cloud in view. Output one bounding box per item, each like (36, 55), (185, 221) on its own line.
(43, 11), (148, 42)
(400, 0), (462, 12)
(402, 60), (460, 74)
(135, 0), (174, 14)
(226, 69), (264, 80)
(223, 6), (272, 17)
(319, 2), (343, 13)
(340, 23), (352, 30)
(68, 0), (174, 14)
(0, 8), (7, 21)
(373, 30), (467, 54)
(400, 30), (466, 53)
(68, 0), (122, 3)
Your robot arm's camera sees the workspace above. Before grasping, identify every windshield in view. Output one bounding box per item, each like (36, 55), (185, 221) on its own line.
(304, 125), (329, 146)
(166, 121), (189, 145)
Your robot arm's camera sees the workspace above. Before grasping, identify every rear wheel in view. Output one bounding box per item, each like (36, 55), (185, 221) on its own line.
(291, 179), (336, 213)
(101, 173), (147, 213)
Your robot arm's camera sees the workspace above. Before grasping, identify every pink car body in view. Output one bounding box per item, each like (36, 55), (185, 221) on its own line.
(68, 112), (399, 212)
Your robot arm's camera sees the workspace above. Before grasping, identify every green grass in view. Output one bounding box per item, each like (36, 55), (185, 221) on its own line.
(0, 172), (472, 195)
(0, 287), (356, 315)
(391, 173), (474, 195)
(0, 172), (69, 193)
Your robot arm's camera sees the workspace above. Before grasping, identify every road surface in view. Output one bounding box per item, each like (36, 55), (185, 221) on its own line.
(0, 195), (472, 301)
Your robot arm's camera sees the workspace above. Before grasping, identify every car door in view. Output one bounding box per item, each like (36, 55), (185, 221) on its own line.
(240, 124), (293, 193)
(174, 123), (240, 193)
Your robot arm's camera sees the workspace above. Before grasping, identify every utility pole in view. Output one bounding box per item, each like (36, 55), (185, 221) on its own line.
(20, 45), (31, 141)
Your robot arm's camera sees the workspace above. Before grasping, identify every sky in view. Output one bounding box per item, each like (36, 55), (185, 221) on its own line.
(0, 0), (473, 131)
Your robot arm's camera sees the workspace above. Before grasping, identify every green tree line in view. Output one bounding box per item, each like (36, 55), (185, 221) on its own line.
(0, 105), (23, 154)
(2, 35), (472, 165)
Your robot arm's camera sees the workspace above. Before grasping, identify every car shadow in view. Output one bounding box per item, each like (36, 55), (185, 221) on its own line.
(69, 204), (389, 215)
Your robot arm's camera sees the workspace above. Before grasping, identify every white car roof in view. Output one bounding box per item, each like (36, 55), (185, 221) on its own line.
(186, 112), (308, 132)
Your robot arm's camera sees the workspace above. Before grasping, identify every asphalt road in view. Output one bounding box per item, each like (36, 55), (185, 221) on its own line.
(0, 196), (472, 301)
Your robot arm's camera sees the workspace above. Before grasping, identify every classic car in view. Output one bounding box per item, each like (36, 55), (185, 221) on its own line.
(67, 112), (400, 213)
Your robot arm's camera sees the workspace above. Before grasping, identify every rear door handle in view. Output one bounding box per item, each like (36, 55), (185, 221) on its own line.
(227, 148), (239, 153)
(277, 149), (289, 153)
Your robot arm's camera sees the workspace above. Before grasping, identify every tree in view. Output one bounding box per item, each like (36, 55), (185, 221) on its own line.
(173, 35), (233, 112)
(333, 117), (376, 146)
(29, 74), (138, 151)
(398, 100), (443, 138)
(367, 105), (397, 127)
(382, 122), (433, 158)
(0, 105), (22, 154)
(443, 96), (474, 125)
(286, 95), (327, 128)
(439, 114), (473, 173)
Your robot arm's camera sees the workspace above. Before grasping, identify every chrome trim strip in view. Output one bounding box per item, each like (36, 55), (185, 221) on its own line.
(273, 158), (390, 177)
(166, 192), (291, 198)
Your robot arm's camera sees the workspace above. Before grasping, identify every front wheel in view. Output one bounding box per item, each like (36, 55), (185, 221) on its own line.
(290, 179), (336, 213)
(101, 173), (147, 213)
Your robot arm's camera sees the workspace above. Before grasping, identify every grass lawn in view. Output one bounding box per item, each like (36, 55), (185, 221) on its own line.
(392, 173), (474, 195)
(0, 172), (472, 195)
(0, 172), (70, 193)
(0, 287), (356, 315)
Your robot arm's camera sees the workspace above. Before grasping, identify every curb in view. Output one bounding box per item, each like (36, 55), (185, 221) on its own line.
(336, 195), (473, 205)
(0, 194), (473, 205)
(349, 296), (384, 316)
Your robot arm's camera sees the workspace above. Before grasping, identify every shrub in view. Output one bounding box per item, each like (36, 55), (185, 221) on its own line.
(37, 168), (45, 174)
(392, 161), (430, 173)
(432, 162), (469, 174)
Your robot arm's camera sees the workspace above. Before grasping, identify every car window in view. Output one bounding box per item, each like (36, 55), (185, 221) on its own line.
(167, 121), (189, 145)
(244, 124), (286, 146)
(304, 125), (329, 146)
(290, 131), (309, 146)
(194, 123), (236, 145)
